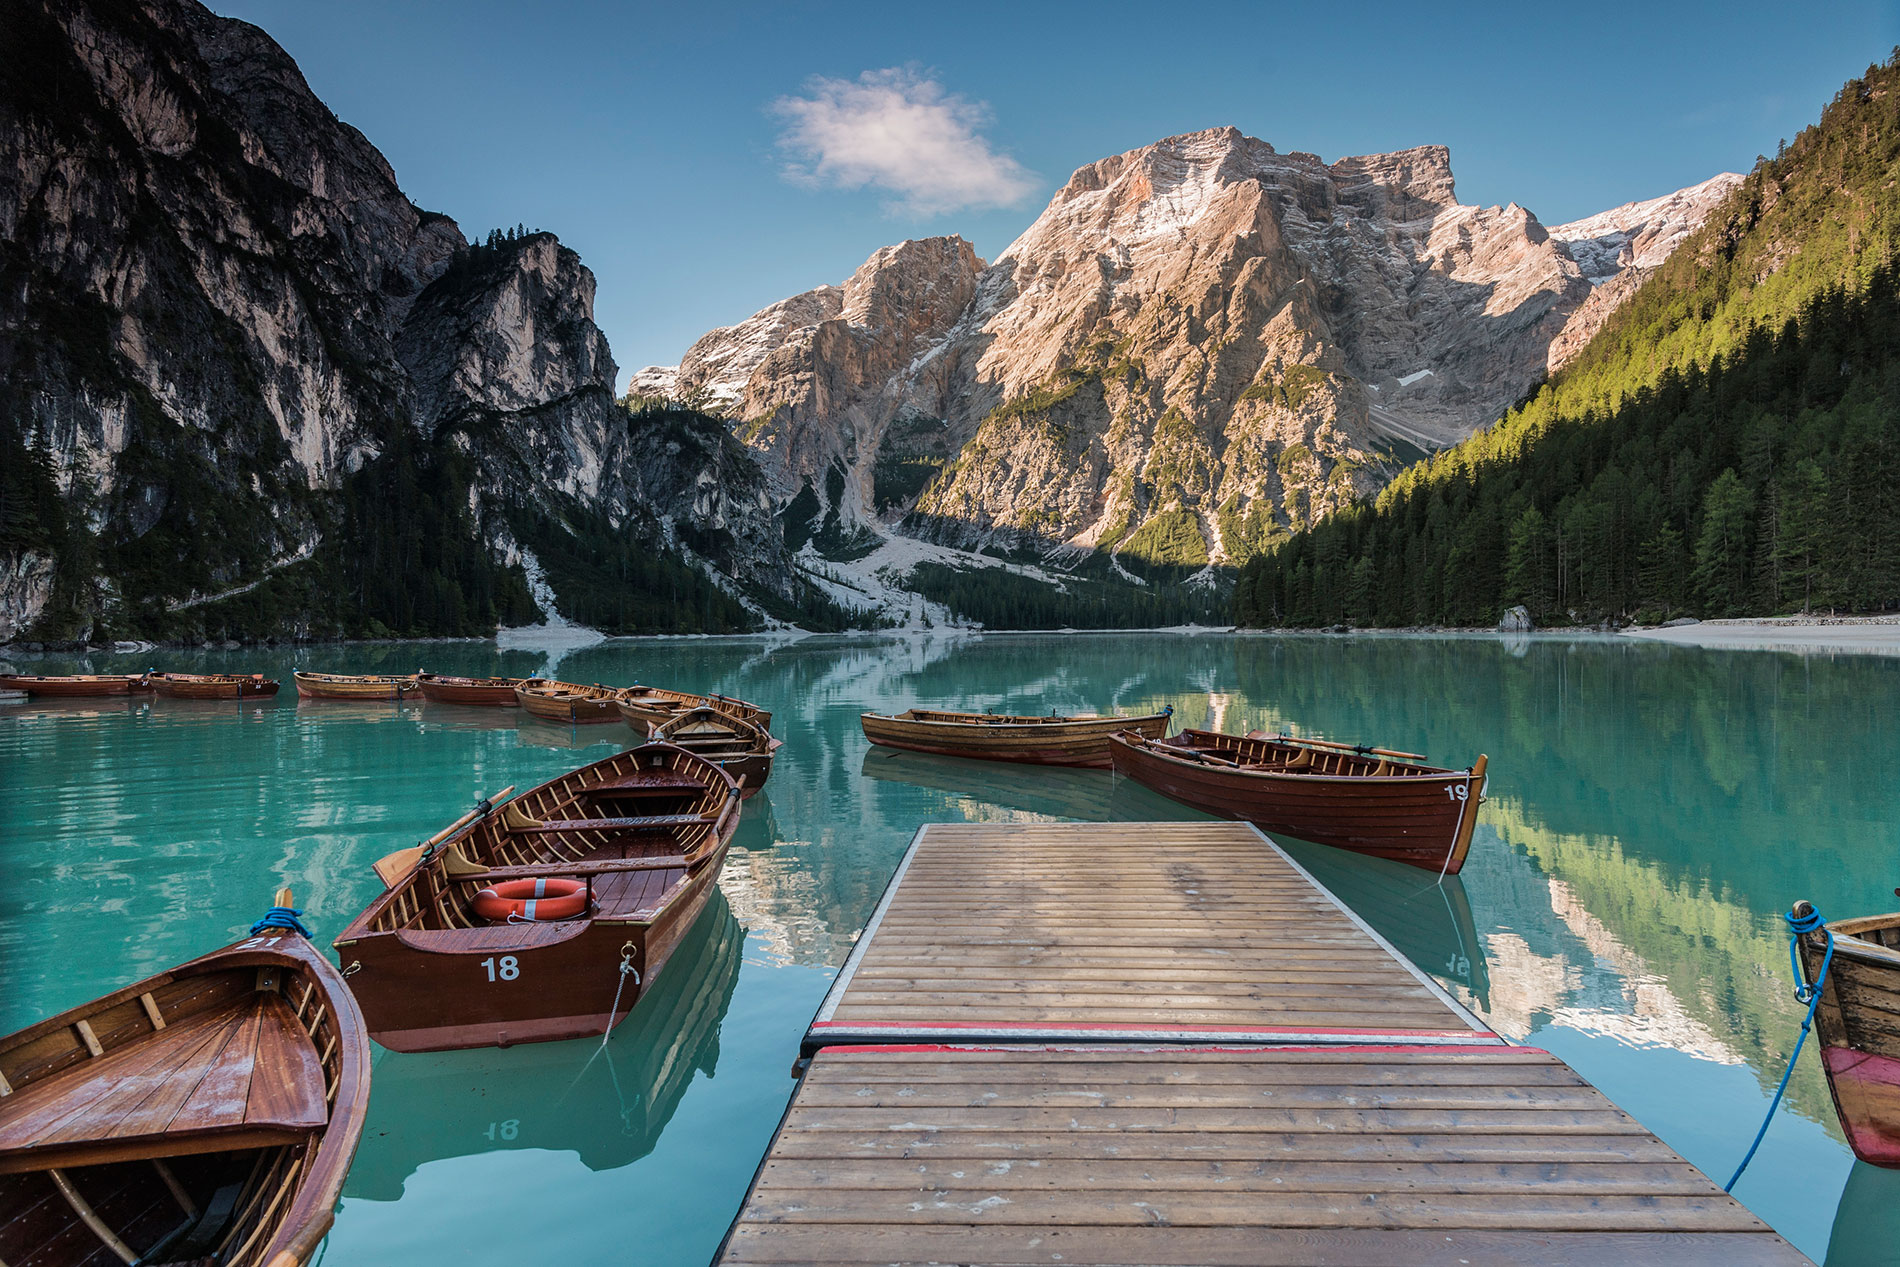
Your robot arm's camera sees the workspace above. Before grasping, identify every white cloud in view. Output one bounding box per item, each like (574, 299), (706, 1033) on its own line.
(773, 68), (1037, 216)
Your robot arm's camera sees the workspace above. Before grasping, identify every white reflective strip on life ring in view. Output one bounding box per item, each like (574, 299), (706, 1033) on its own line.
(533, 878), (549, 897)
(523, 899), (537, 920)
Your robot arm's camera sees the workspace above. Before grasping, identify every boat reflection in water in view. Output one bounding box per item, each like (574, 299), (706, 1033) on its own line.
(1277, 842), (1491, 1006)
(343, 889), (742, 1199)
(858, 747), (1488, 1004)
(1825, 1159), (1900, 1266)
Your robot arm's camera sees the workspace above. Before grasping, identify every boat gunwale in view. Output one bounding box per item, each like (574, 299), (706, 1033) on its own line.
(1116, 729), (1480, 786)
(332, 744), (740, 947)
(861, 709), (1171, 733)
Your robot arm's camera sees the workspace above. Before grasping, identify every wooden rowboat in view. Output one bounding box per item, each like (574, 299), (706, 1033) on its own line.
(414, 673), (546, 706)
(1108, 729), (1488, 874)
(1797, 903), (1900, 1168)
(515, 680), (626, 724)
(619, 685), (772, 732)
(638, 704), (782, 799)
(148, 673), (281, 700)
(292, 670), (419, 701)
(0, 674), (152, 697)
(0, 891), (369, 1267)
(333, 745), (741, 1052)
(860, 707), (1173, 769)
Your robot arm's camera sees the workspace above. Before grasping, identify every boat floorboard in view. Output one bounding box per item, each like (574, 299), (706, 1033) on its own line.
(0, 992), (323, 1170)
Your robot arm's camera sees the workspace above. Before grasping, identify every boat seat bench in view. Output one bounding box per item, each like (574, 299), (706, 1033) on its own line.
(0, 994), (325, 1174)
(507, 813), (710, 834)
(456, 855), (693, 883)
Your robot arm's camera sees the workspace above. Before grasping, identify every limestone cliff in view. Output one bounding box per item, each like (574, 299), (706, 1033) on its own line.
(637, 130), (1736, 576)
(0, 0), (803, 641)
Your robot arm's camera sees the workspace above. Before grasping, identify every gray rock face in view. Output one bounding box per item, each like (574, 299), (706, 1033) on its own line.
(1498, 605), (1534, 632)
(0, 0), (797, 638)
(645, 129), (1738, 571)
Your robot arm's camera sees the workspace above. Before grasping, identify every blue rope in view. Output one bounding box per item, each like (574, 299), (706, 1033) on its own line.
(250, 906), (312, 938)
(1724, 902), (1834, 1191)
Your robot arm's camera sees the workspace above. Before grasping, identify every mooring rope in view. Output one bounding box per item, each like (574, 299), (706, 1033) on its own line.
(599, 941), (641, 1048)
(1724, 901), (1834, 1191)
(249, 905), (312, 937)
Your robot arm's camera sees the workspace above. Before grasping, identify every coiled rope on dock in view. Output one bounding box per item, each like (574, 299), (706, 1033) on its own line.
(1724, 900), (1834, 1191)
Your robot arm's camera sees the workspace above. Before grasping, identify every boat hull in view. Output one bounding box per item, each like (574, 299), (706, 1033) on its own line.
(0, 924), (369, 1266)
(294, 672), (419, 700)
(1802, 915), (1900, 1168)
(0, 674), (146, 697)
(620, 688), (772, 732)
(516, 685), (624, 723)
(1108, 731), (1485, 873)
(340, 846), (728, 1052)
(861, 710), (1171, 768)
(417, 676), (538, 706)
(150, 674), (281, 699)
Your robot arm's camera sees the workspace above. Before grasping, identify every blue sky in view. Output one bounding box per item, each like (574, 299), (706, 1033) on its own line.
(217, 0), (1896, 378)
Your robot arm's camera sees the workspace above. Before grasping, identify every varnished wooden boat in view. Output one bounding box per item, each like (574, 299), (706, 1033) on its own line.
(292, 670), (420, 701)
(333, 745), (741, 1052)
(0, 891), (369, 1267)
(860, 706), (1173, 769)
(148, 672), (281, 699)
(1108, 729), (1488, 874)
(414, 673), (545, 706)
(619, 685), (772, 732)
(1797, 904), (1900, 1168)
(640, 704), (782, 798)
(0, 674), (151, 698)
(515, 680), (626, 724)
(343, 888), (743, 1200)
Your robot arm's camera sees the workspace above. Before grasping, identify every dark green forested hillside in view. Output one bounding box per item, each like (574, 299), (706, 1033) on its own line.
(1235, 54), (1900, 628)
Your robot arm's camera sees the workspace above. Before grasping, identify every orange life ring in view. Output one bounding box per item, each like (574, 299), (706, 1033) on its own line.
(471, 877), (590, 922)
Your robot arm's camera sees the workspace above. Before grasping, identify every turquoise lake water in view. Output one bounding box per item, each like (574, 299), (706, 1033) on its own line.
(3, 632), (1898, 1264)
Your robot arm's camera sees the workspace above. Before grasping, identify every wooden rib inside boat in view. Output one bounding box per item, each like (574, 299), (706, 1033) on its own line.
(644, 705), (782, 799)
(860, 706), (1172, 769)
(333, 745), (741, 1052)
(1798, 904), (1900, 1168)
(414, 673), (545, 706)
(0, 674), (152, 698)
(1108, 728), (1488, 874)
(0, 892), (369, 1267)
(618, 685), (772, 732)
(147, 673), (281, 700)
(292, 670), (420, 701)
(514, 680), (626, 724)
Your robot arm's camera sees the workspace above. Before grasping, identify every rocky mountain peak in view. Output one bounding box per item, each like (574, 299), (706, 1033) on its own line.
(639, 126), (1740, 586)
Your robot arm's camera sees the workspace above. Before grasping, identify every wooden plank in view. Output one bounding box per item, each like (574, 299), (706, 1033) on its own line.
(720, 1225), (1806, 1265)
(808, 822), (1489, 1047)
(718, 1046), (1808, 1265)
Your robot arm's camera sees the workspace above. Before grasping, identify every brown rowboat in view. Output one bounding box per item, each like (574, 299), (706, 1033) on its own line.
(0, 674), (152, 697)
(333, 745), (740, 1052)
(619, 685), (772, 732)
(1796, 903), (1900, 1167)
(860, 706), (1173, 769)
(639, 704), (782, 799)
(414, 673), (546, 706)
(0, 891), (369, 1267)
(1108, 729), (1488, 874)
(292, 670), (419, 701)
(148, 673), (281, 699)
(515, 680), (626, 724)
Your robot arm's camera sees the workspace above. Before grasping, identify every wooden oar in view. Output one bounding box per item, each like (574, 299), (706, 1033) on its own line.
(1261, 733), (1427, 762)
(371, 785), (516, 887)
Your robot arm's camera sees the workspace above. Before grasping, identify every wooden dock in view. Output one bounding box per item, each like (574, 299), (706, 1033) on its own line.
(720, 823), (1808, 1265)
